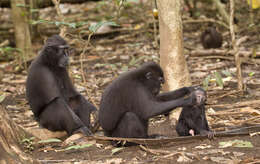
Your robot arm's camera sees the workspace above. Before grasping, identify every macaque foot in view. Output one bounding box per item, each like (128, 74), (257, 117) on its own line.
(189, 129), (195, 136)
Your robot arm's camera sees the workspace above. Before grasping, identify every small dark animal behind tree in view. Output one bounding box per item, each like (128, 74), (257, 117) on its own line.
(99, 62), (202, 145)
(26, 35), (96, 136)
(201, 27), (223, 49)
(176, 88), (214, 138)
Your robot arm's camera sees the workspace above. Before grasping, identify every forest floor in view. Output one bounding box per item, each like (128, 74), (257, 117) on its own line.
(0, 1), (260, 163)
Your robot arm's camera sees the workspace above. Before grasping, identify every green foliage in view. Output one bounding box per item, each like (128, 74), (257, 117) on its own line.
(214, 71), (224, 89)
(0, 94), (6, 103)
(31, 20), (88, 29)
(16, 4), (29, 8)
(203, 75), (211, 91)
(129, 56), (147, 66)
(114, 0), (126, 6)
(21, 137), (35, 144)
(20, 137), (35, 152)
(0, 47), (21, 61)
(111, 147), (124, 155)
(30, 9), (40, 13)
(203, 70), (233, 90)
(38, 138), (62, 144)
(65, 144), (93, 151)
(249, 72), (255, 77)
(219, 140), (253, 148)
(89, 21), (119, 33)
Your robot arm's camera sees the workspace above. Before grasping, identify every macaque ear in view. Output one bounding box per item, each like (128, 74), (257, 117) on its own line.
(145, 72), (153, 80)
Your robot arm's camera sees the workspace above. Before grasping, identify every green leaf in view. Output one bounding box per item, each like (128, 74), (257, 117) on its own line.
(65, 145), (81, 150)
(38, 138), (62, 144)
(16, 4), (27, 7)
(111, 147), (124, 155)
(89, 21), (119, 33)
(129, 56), (146, 66)
(214, 71), (223, 89)
(76, 21), (88, 28)
(31, 19), (48, 25)
(30, 9), (39, 13)
(21, 137), (35, 143)
(0, 94), (6, 103)
(252, 48), (257, 58)
(80, 144), (93, 149)
(65, 144), (92, 150)
(129, 56), (137, 66)
(249, 72), (255, 77)
(55, 21), (61, 26)
(203, 75), (211, 91)
(219, 140), (253, 148)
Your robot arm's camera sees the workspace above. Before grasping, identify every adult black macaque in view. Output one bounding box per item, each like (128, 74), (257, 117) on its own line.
(176, 88), (214, 138)
(201, 27), (223, 49)
(99, 62), (202, 145)
(26, 35), (96, 136)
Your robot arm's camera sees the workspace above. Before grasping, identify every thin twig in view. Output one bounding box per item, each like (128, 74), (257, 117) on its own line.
(0, 40), (9, 47)
(78, 33), (99, 110)
(139, 145), (172, 155)
(212, 0), (230, 24)
(189, 49), (260, 57)
(183, 18), (229, 29)
(208, 99), (260, 109)
(51, 0), (67, 37)
(229, 0), (244, 91)
(210, 90), (241, 101)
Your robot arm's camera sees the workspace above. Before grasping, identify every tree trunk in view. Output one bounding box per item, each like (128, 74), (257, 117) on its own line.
(0, 105), (39, 163)
(0, 0), (100, 8)
(10, 0), (33, 69)
(27, 0), (39, 41)
(158, 0), (192, 122)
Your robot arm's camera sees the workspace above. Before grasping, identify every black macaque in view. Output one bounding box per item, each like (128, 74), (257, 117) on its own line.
(26, 35), (96, 136)
(201, 27), (223, 49)
(99, 62), (202, 146)
(176, 88), (214, 139)
(220, 0), (227, 4)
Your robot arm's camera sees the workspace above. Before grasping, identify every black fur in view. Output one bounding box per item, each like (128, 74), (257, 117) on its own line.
(26, 35), (96, 136)
(99, 62), (199, 143)
(176, 88), (214, 138)
(201, 27), (222, 49)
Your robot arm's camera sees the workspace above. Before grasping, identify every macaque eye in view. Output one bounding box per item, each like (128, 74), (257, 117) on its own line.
(158, 77), (164, 84)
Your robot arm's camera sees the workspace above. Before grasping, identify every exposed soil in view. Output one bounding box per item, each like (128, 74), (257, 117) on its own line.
(0, 1), (260, 163)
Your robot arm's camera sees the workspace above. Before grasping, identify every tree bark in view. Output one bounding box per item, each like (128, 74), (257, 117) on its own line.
(0, 0), (100, 8)
(158, 0), (192, 122)
(10, 0), (33, 69)
(0, 105), (39, 163)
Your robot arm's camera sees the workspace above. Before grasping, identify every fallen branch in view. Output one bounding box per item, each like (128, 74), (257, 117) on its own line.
(139, 145), (172, 155)
(210, 90), (242, 101)
(0, 0), (100, 8)
(208, 99), (260, 109)
(189, 49), (260, 58)
(200, 56), (260, 65)
(88, 125), (260, 146)
(183, 18), (229, 29)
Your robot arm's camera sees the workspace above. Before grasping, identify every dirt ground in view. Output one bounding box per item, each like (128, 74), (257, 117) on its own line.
(0, 1), (260, 163)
